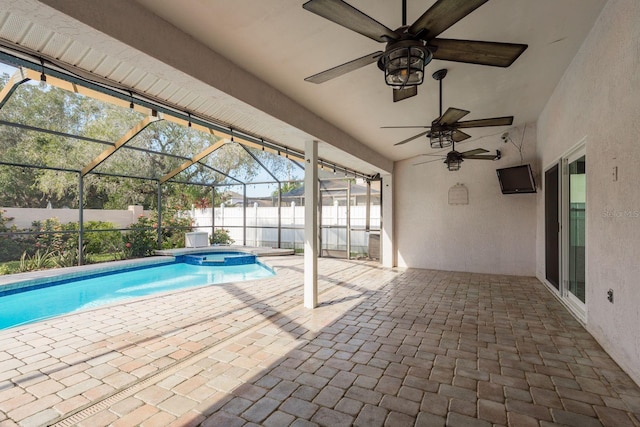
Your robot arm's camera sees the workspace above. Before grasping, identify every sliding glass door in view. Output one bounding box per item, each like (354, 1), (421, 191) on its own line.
(545, 164), (560, 289)
(545, 143), (586, 318)
(565, 150), (586, 306)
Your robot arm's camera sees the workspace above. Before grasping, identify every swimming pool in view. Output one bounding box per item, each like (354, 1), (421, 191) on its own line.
(0, 252), (274, 330)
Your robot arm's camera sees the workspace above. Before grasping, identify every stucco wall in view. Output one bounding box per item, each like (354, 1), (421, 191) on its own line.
(536, 0), (640, 384)
(394, 123), (537, 276)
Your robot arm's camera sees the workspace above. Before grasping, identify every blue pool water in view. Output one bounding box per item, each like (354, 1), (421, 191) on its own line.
(0, 255), (274, 330)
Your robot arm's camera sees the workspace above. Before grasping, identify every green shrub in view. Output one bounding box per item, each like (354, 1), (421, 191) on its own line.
(123, 207), (193, 258)
(0, 210), (34, 263)
(0, 210), (12, 232)
(0, 261), (20, 275)
(19, 249), (57, 272)
(123, 214), (157, 258)
(0, 236), (33, 263)
(32, 218), (77, 255)
(54, 246), (82, 268)
(159, 205), (193, 249)
(210, 228), (234, 245)
(82, 221), (122, 255)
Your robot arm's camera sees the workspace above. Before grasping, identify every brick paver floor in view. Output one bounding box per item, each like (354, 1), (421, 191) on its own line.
(0, 256), (639, 426)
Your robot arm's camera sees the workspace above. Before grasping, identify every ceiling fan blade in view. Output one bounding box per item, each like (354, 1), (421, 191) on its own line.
(436, 107), (470, 126)
(414, 157), (445, 166)
(393, 86), (418, 102)
(459, 148), (489, 156)
(452, 130), (472, 142)
(456, 116), (514, 128)
(303, 0), (399, 43)
(394, 131), (429, 146)
(409, 0), (488, 39)
(305, 51), (383, 83)
(381, 125), (431, 129)
(430, 39), (528, 67)
(463, 154), (498, 160)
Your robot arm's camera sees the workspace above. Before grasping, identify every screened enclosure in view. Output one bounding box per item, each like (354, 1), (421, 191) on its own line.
(0, 54), (380, 274)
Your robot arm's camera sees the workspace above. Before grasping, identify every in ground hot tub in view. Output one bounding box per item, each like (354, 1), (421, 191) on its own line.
(179, 251), (257, 266)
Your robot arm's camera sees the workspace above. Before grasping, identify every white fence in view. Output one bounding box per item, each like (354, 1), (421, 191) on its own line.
(190, 202), (380, 254)
(2, 203), (381, 256)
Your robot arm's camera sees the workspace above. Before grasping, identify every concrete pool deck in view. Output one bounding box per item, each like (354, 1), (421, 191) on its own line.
(0, 256), (639, 426)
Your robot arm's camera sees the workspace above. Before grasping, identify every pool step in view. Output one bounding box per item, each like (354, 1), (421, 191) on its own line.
(182, 253), (257, 266)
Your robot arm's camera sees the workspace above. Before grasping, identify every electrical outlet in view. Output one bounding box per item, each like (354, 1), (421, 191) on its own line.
(612, 166), (618, 182)
(607, 289), (614, 303)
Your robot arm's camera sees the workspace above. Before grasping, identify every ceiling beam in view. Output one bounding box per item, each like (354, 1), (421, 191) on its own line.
(5, 56), (367, 178)
(81, 115), (159, 176)
(159, 139), (226, 184)
(0, 68), (29, 110)
(18, 66), (307, 165)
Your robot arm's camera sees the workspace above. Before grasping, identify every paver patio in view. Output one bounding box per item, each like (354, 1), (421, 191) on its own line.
(0, 256), (639, 426)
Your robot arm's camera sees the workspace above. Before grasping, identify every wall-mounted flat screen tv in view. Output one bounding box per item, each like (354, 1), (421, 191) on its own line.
(496, 164), (537, 194)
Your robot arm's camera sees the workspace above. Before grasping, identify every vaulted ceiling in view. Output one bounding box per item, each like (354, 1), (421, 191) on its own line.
(0, 0), (607, 175)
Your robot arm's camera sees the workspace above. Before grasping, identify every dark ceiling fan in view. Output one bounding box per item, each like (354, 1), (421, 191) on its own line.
(414, 146), (501, 171)
(303, 0), (528, 102)
(387, 68), (506, 170)
(385, 68), (514, 147)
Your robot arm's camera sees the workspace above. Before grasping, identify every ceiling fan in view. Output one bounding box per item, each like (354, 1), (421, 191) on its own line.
(385, 68), (514, 148)
(415, 146), (501, 171)
(302, 0), (528, 102)
(387, 68), (505, 170)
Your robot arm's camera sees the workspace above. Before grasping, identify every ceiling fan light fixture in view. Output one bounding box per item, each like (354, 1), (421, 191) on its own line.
(430, 130), (454, 149)
(378, 40), (431, 88)
(445, 152), (463, 171)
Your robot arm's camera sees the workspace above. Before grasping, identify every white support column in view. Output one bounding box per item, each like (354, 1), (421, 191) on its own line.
(381, 173), (395, 268)
(304, 140), (319, 308)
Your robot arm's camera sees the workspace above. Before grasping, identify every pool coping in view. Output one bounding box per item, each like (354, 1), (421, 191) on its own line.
(154, 245), (294, 257)
(0, 256), (175, 294)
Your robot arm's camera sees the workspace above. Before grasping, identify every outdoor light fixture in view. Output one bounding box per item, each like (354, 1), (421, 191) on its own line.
(430, 130), (454, 149)
(39, 59), (46, 82)
(377, 40), (432, 88)
(445, 152), (463, 172)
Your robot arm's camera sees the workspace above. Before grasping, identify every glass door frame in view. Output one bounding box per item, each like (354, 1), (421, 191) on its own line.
(561, 142), (587, 320)
(319, 183), (350, 259)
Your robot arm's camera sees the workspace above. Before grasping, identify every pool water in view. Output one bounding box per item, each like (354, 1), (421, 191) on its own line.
(0, 260), (274, 330)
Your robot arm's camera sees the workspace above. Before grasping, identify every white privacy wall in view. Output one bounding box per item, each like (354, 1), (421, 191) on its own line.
(536, 0), (640, 384)
(394, 123), (537, 276)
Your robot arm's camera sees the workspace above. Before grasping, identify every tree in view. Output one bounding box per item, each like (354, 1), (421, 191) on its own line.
(272, 181), (302, 198)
